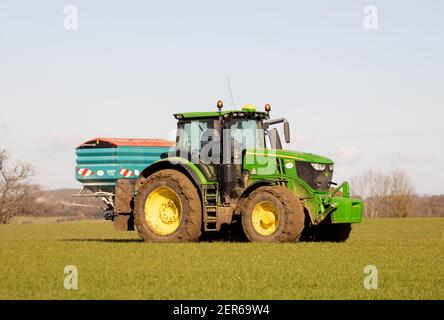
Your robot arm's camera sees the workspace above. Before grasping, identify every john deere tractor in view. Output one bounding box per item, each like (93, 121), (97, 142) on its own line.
(128, 101), (363, 243)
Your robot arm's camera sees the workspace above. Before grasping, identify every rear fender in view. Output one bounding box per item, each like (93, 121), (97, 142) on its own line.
(114, 158), (208, 220)
(135, 158), (209, 193)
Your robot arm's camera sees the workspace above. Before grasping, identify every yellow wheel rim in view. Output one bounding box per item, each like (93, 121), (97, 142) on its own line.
(144, 187), (182, 236)
(252, 201), (279, 236)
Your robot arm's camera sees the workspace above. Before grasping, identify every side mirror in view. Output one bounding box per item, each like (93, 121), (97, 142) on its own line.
(284, 120), (290, 144)
(264, 118), (291, 144)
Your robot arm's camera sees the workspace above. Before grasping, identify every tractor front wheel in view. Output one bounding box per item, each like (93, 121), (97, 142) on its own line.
(241, 186), (305, 243)
(317, 223), (352, 242)
(134, 169), (202, 242)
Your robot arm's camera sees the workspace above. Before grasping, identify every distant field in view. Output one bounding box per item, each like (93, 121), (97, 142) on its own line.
(0, 218), (443, 300)
(9, 216), (102, 224)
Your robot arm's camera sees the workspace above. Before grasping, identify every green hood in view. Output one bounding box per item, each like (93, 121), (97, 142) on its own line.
(246, 148), (333, 164)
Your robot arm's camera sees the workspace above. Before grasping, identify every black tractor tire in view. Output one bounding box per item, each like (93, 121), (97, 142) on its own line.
(318, 223), (352, 242)
(240, 186), (305, 243)
(134, 169), (202, 243)
(303, 217), (352, 242)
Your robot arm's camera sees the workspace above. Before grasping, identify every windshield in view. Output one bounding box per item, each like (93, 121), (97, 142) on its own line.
(229, 119), (265, 150)
(175, 118), (265, 165)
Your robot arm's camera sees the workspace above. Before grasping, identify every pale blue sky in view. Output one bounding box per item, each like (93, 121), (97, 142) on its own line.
(0, 0), (443, 194)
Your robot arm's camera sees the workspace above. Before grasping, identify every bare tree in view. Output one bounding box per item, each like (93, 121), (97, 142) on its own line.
(387, 170), (415, 217)
(351, 170), (390, 218)
(0, 149), (39, 223)
(351, 170), (415, 218)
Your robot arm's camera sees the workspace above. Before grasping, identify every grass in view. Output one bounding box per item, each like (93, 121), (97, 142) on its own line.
(0, 218), (443, 300)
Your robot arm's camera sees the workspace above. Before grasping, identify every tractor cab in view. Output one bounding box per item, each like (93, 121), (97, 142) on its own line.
(172, 102), (292, 198)
(173, 102), (289, 167)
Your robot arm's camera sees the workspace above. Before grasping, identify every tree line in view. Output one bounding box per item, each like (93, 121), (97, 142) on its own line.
(351, 170), (444, 218)
(0, 149), (101, 224)
(0, 148), (443, 223)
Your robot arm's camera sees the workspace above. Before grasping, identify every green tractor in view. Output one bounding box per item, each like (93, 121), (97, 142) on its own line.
(131, 101), (363, 243)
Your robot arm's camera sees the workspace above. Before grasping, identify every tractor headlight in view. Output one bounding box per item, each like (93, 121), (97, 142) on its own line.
(329, 164), (334, 171)
(311, 163), (327, 171)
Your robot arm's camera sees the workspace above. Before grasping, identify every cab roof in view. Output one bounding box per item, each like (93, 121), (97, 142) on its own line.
(174, 108), (268, 120)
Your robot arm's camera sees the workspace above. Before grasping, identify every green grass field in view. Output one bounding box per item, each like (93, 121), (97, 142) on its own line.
(0, 218), (443, 300)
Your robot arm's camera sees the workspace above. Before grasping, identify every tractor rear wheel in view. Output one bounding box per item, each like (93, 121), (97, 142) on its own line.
(241, 186), (305, 243)
(134, 169), (202, 242)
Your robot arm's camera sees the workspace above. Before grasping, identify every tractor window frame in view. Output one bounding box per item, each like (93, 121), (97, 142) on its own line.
(176, 118), (220, 155)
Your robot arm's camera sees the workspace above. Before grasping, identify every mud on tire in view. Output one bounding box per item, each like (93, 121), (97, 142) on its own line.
(134, 169), (202, 242)
(241, 186), (305, 243)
